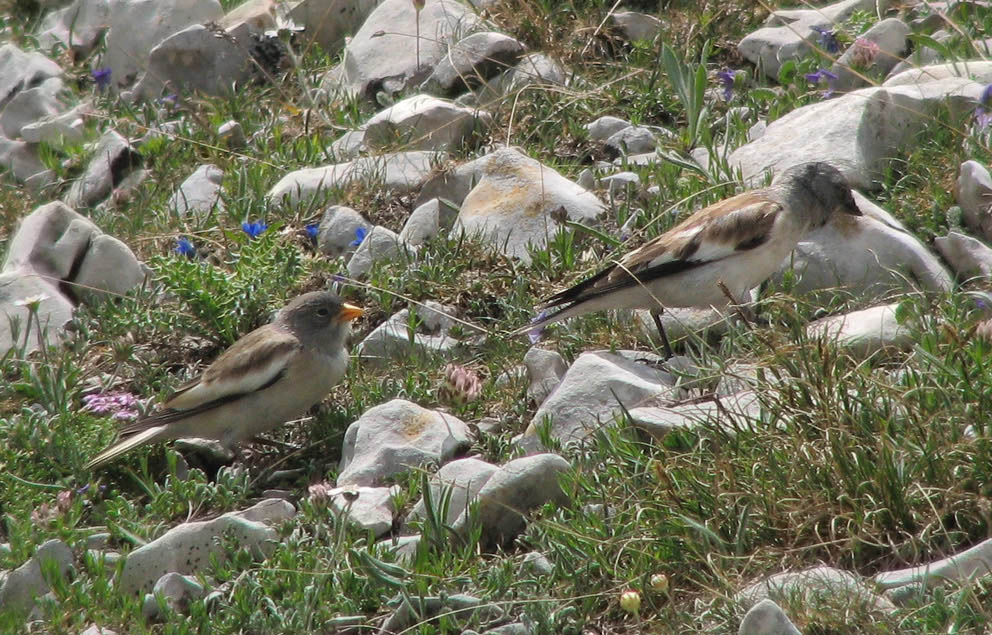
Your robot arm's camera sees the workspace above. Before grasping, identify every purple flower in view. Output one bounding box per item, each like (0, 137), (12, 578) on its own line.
(528, 310), (548, 344)
(158, 94), (178, 107)
(241, 220), (268, 238)
(804, 68), (838, 98)
(811, 26), (840, 54)
(332, 273), (346, 284)
(174, 237), (196, 257)
(349, 226), (368, 247)
(716, 69), (739, 101)
(92, 67), (111, 90)
(305, 223), (319, 241)
(83, 392), (138, 417)
(975, 84), (992, 129)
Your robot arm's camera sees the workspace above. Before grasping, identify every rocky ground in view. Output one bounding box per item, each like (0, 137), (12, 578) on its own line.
(3, 0), (992, 632)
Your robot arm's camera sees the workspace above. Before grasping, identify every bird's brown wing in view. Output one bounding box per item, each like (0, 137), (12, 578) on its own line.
(118, 327), (300, 436)
(541, 193), (782, 308)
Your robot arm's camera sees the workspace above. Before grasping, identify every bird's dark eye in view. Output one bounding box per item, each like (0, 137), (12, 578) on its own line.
(316, 307), (330, 317)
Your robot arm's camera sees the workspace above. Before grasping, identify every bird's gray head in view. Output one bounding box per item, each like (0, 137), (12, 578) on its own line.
(277, 291), (363, 348)
(777, 162), (861, 227)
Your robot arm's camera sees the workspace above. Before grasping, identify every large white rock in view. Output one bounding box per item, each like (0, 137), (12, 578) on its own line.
(36, 0), (111, 56)
(738, 599), (801, 635)
(320, 0), (479, 99)
(267, 151), (442, 207)
(346, 225), (414, 278)
(874, 537), (992, 592)
(806, 303), (912, 358)
(424, 31), (526, 96)
(405, 457), (499, 528)
(0, 539), (73, 615)
(934, 231), (992, 279)
(736, 566), (896, 614)
(884, 61), (992, 87)
(450, 147), (605, 263)
(956, 160), (992, 241)
(285, 0), (379, 56)
(65, 129), (143, 208)
(3, 201), (99, 279)
(168, 164), (224, 218)
(0, 44), (62, 109)
(337, 399), (472, 487)
(363, 94), (491, 152)
(729, 79), (984, 189)
(103, 0), (223, 89)
(0, 135), (53, 187)
(519, 350), (679, 449)
(0, 77), (65, 140)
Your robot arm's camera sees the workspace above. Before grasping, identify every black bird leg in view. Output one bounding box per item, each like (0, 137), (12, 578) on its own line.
(651, 309), (674, 360)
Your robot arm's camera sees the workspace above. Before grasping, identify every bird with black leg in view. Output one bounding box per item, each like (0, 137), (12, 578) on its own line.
(515, 162), (862, 357)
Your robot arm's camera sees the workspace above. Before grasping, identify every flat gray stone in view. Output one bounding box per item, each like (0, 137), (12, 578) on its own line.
(807, 303), (912, 358)
(935, 231), (992, 279)
(356, 302), (469, 365)
(19, 101), (89, 145)
(73, 233), (145, 302)
(738, 599), (801, 635)
(611, 11), (661, 42)
(267, 151), (442, 207)
(284, 0), (379, 56)
(316, 205), (371, 258)
(585, 115), (631, 141)
(406, 457), (499, 528)
(168, 164), (224, 218)
(346, 225), (414, 279)
(3, 201), (99, 279)
(0, 271), (74, 355)
(874, 537), (992, 591)
(36, 0), (111, 56)
(329, 485), (399, 537)
(957, 160), (992, 241)
(0, 539), (73, 615)
(524, 347), (567, 406)
(0, 44), (62, 108)
(363, 94), (491, 152)
(736, 566), (895, 614)
(399, 198), (458, 246)
(476, 53), (566, 104)
(0, 135), (52, 186)
(884, 61), (992, 88)
(64, 129), (142, 208)
(629, 390), (763, 439)
(0, 77), (65, 140)
(424, 31), (525, 95)
(337, 399), (472, 487)
(141, 572), (205, 619)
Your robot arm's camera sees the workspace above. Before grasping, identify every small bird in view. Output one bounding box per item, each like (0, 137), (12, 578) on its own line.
(85, 291), (363, 469)
(517, 162), (862, 356)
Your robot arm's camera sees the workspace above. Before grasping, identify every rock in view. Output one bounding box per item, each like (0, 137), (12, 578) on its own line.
(957, 160), (992, 241)
(0, 135), (53, 186)
(520, 551), (553, 576)
(132, 22), (287, 100)
(424, 31), (526, 95)
(36, 0), (111, 56)
(875, 536), (992, 594)
(828, 18), (910, 94)
(284, 0), (379, 56)
(807, 303), (912, 358)
(406, 457), (498, 528)
(363, 94), (491, 152)
(65, 130), (143, 208)
(884, 61), (992, 88)
(886, 30), (951, 79)
(0, 539), (73, 615)
(19, 102), (89, 145)
(476, 53), (567, 103)
(1, 77), (66, 140)
(519, 350), (679, 450)
(586, 115), (631, 141)
(611, 11), (661, 42)
(337, 399), (472, 487)
(356, 302), (471, 364)
(378, 593), (500, 635)
(604, 125), (658, 157)
(79, 626), (117, 635)
(738, 599), (801, 635)
(0, 44), (62, 109)
(328, 129), (367, 160)
(729, 79), (984, 190)
(141, 572), (205, 619)
(523, 347), (568, 405)
(451, 147), (605, 263)
(633, 306), (734, 349)
(102, 0), (224, 89)
(168, 164), (224, 218)
(738, 566), (896, 614)
(217, 120), (246, 149)
(119, 499), (294, 594)
(775, 191), (952, 299)
(3, 201), (99, 279)
(381, 534), (422, 564)
(267, 151), (443, 207)
(346, 225), (414, 278)
(329, 485), (398, 537)
(320, 0), (479, 100)
(629, 390), (763, 439)
(73, 234), (145, 302)
(600, 171), (640, 194)
(0, 272), (74, 355)
(316, 205), (372, 258)
(399, 198), (458, 246)
(452, 453), (570, 547)
(934, 231), (992, 278)
(738, 0), (880, 79)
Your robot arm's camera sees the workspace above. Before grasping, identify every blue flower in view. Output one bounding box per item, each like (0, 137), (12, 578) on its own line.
(528, 310), (548, 344)
(811, 25), (839, 54)
(716, 69), (739, 101)
(975, 84), (992, 129)
(241, 220), (268, 238)
(305, 223), (319, 241)
(158, 94), (178, 108)
(349, 226), (368, 247)
(804, 68), (838, 98)
(174, 237), (196, 257)
(92, 67), (111, 90)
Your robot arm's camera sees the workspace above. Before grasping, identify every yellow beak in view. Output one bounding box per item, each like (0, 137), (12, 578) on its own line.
(338, 303), (364, 322)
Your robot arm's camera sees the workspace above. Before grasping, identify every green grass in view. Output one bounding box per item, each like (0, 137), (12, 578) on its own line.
(3, 0), (992, 632)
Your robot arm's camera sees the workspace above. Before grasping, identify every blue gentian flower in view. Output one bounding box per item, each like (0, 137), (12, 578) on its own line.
(241, 220), (268, 238)
(811, 25), (839, 54)
(976, 84), (992, 129)
(349, 226), (368, 247)
(716, 69), (739, 101)
(92, 67), (111, 90)
(305, 223), (319, 241)
(804, 68), (838, 98)
(174, 237), (196, 257)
